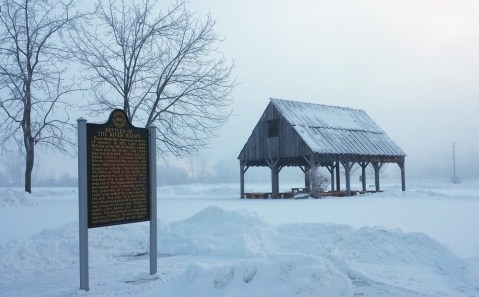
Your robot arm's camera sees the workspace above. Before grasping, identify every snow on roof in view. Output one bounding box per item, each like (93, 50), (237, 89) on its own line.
(270, 98), (405, 157)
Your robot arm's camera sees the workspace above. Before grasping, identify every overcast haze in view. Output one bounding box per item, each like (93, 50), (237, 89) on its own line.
(194, 0), (479, 179)
(3, 0), (479, 182)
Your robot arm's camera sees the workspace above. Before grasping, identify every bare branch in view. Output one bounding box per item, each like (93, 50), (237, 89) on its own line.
(69, 0), (235, 157)
(0, 0), (85, 192)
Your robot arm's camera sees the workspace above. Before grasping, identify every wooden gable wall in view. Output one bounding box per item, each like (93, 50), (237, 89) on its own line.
(238, 102), (312, 164)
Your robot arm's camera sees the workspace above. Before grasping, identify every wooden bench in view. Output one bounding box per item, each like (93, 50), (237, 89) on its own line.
(291, 187), (310, 194)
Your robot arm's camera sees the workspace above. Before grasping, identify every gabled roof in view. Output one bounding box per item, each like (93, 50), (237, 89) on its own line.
(271, 98), (406, 157)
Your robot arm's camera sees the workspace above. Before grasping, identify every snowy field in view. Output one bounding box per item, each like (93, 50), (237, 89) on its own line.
(1, 179), (479, 297)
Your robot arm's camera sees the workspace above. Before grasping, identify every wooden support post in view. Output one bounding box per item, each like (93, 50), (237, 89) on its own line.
(305, 169), (310, 190)
(360, 162), (369, 192)
(240, 162), (244, 199)
(272, 166), (279, 198)
(372, 162), (383, 192)
(326, 164), (335, 192)
(341, 161), (354, 196)
(240, 162), (250, 198)
(398, 161), (406, 191)
(266, 159), (279, 198)
(335, 162), (341, 191)
(301, 166), (311, 190)
(302, 156), (313, 191)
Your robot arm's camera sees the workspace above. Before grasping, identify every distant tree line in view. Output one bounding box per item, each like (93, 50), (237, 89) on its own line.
(0, 157), (240, 187)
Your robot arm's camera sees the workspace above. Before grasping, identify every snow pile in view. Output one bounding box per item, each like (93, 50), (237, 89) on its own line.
(0, 189), (37, 207)
(0, 223), (77, 282)
(155, 207), (478, 297)
(1, 181), (479, 296)
(88, 223), (151, 260)
(275, 223), (474, 295)
(155, 255), (353, 297)
(159, 206), (277, 257)
(159, 184), (239, 196)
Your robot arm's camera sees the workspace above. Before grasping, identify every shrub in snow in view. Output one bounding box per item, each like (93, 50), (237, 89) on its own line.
(307, 166), (330, 198)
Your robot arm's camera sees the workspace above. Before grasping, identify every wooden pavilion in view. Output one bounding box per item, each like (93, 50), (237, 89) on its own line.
(238, 98), (406, 198)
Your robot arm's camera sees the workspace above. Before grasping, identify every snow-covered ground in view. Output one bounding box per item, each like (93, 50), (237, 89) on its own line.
(1, 179), (478, 296)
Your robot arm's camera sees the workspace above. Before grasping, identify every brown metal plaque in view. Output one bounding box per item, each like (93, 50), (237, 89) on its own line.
(86, 109), (150, 228)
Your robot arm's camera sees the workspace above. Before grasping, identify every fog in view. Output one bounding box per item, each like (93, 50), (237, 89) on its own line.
(195, 0), (479, 180)
(1, 0), (478, 184)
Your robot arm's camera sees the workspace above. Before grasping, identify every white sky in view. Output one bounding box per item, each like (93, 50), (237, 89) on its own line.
(4, 0), (478, 180)
(187, 0), (479, 177)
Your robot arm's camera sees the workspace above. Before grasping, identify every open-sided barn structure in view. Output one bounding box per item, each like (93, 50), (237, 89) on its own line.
(238, 98), (406, 198)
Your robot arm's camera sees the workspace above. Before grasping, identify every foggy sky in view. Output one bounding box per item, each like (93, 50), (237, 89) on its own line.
(5, 0), (479, 181)
(190, 0), (479, 178)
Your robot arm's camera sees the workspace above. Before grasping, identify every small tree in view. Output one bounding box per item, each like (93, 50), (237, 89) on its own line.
(68, 0), (235, 157)
(0, 0), (84, 193)
(307, 166), (330, 198)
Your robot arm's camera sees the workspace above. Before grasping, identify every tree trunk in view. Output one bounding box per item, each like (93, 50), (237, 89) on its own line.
(24, 136), (34, 193)
(24, 77), (33, 193)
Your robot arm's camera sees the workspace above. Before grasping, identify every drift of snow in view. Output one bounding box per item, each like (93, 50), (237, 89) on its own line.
(1, 179), (479, 296)
(154, 255), (353, 297)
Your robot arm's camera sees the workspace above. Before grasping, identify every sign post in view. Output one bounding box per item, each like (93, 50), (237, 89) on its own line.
(78, 118), (89, 291)
(149, 125), (157, 275)
(78, 110), (157, 291)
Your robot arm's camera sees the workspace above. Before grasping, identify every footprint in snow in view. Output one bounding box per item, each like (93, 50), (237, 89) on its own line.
(214, 265), (235, 289)
(242, 264), (258, 284)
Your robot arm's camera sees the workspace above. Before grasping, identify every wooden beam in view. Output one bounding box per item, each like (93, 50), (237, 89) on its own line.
(266, 158), (279, 169)
(304, 166), (311, 189)
(372, 162), (383, 192)
(335, 162), (341, 191)
(240, 161), (246, 198)
(359, 162), (369, 192)
(299, 166), (306, 173)
(398, 161), (406, 191)
(341, 161), (355, 196)
(303, 156), (312, 167)
(326, 165), (335, 192)
(266, 158), (279, 198)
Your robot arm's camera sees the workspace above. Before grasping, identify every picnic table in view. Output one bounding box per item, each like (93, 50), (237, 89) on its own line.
(291, 187), (310, 194)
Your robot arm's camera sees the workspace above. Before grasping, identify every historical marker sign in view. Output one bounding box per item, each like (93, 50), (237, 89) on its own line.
(86, 110), (150, 228)
(78, 109), (157, 291)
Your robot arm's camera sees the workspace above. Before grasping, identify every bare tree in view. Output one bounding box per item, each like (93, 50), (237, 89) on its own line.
(68, 0), (235, 157)
(307, 166), (330, 198)
(0, 0), (83, 193)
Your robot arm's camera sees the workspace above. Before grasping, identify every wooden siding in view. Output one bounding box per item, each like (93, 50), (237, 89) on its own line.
(238, 102), (312, 165)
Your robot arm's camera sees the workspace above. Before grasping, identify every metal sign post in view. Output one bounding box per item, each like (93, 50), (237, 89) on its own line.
(149, 125), (157, 275)
(77, 118), (89, 291)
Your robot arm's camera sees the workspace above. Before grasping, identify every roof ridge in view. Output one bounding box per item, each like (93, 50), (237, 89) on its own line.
(293, 124), (384, 134)
(270, 97), (363, 112)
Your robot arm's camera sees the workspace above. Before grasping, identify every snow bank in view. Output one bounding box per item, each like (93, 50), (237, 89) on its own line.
(158, 206), (277, 257)
(0, 189), (37, 207)
(159, 184), (239, 196)
(156, 207), (477, 296)
(276, 223), (466, 270)
(276, 223), (474, 295)
(0, 223), (77, 282)
(1, 198), (478, 296)
(155, 254), (353, 297)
